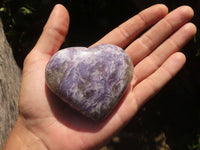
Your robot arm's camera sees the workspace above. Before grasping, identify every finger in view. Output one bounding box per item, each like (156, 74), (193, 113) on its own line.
(126, 6), (194, 65)
(132, 52), (186, 108)
(131, 23), (196, 87)
(33, 4), (70, 57)
(91, 4), (168, 48)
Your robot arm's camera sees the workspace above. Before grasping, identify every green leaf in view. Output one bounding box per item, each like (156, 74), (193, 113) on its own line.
(0, 7), (6, 12)
(19, 7), (33, 15)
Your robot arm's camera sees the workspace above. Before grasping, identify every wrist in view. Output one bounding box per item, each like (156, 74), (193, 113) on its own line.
(3, 116), (47, 150)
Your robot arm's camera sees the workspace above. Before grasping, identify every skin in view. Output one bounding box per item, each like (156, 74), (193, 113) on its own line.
(3, 4), (196, 150)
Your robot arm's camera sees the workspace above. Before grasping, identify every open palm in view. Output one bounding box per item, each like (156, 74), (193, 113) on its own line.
(16, 4), (196, 150)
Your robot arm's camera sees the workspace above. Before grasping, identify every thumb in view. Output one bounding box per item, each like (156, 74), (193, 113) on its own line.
(32, 4), (70, 57)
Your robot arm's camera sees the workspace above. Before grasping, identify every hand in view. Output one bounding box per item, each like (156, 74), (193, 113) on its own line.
(3, 4), (196, 150)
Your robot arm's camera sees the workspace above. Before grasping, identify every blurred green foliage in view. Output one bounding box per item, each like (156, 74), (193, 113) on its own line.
(0, 0), (55, 67)
(194, 31), (200, 56)
(188, 134), (200, 150)
(0, 0), (200, 149)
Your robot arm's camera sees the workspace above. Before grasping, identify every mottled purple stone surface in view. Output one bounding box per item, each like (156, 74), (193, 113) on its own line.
(45, 44), (133, 121)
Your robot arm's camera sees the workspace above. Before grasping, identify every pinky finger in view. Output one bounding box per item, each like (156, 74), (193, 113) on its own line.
(132, 52), (186, 108)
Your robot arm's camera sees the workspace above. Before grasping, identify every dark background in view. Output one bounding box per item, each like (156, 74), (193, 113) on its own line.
(0, 0), (200, 149)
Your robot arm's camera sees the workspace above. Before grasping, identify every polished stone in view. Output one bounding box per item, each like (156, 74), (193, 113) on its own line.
(45, 44), (133, 121)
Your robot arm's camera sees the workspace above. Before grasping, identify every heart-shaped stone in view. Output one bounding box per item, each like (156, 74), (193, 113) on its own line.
(45, 44), (133, 121)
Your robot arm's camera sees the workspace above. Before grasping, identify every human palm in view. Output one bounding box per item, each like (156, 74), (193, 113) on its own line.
(17, 4), (196, 150)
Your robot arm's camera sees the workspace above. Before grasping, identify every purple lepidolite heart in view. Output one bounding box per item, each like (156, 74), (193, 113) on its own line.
(45, 44), (133, 121)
